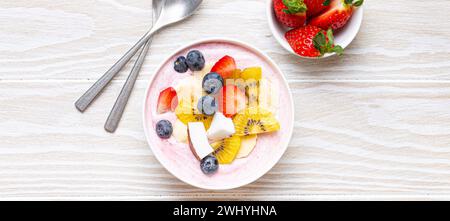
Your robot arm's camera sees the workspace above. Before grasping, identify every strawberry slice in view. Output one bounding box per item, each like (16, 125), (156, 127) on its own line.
(218, 85), (246, 118)
(273, 0), (307, 28)
(285, 25), (343, 57)
(211, 55), (237, 79)
(309, 0), (364, 30)
(157, 87), (178, 114)
(304, 0), (331, 17)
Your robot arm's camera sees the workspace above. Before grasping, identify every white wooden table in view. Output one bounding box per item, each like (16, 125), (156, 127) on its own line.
(1, 0), (450, 200)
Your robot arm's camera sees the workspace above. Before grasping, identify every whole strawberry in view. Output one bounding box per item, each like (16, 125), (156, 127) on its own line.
(309, 0), (364, 30)
(304, 0), (331, 17)
(273, 0), (307, 28)
(285, 25), (343, 57)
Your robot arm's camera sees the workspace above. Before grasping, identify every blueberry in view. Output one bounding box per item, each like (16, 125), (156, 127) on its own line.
(155, 120), (173, 139)
(186, 50), (205, 71)
(202, 72), (224, 94)
(200, 155), (219, 175)
(197, 96), (217, 116)
(174, 56), (189, 73)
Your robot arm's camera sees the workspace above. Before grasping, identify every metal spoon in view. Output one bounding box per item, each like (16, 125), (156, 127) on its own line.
(103, 0), (163, 133)
(75, 0), (203, 113)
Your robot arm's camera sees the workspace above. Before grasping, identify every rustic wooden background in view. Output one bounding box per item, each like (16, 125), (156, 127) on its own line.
(1, 0), (450, 200)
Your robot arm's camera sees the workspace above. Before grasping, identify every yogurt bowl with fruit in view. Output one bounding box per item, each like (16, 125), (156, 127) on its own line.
(143, 38), (294, 190)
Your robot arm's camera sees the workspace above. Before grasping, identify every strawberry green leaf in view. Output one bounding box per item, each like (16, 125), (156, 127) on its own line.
(314, 29), (345, 56)
(313, 31), (326, 51)
(326, 29), (334, 46)
(323, 0), (331, 6)
(353, 0), (364, 7)
(282, 0), (307, 14)
(332, 45), (344, 56)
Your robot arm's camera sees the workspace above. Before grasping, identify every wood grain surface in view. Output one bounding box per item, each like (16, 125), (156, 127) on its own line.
(1, 0), (450, 200)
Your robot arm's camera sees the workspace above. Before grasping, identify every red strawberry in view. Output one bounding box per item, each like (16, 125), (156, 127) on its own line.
(273, 0), (307, 28)
(285, 25), (343, 57)
(218, 85), (246, 118)
(211, 55), (237, 79)
(157, 87), (178, 114)
(309, 0), (364, 30)
(304, 0), (330, 17)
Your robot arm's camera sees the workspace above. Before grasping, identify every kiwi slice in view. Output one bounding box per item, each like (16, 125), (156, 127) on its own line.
(245, 79), (259, 108)
(211, 136), (241, 164)
(233, 107), (280, 136)
(175, 100), (212, 129)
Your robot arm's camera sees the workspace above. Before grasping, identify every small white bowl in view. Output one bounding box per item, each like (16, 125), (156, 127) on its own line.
(266, 0), (364, 59)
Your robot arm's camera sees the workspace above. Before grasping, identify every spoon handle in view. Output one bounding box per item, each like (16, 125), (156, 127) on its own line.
(103, 0), (163, 133)
(104, 40), (151, 133)
(74, 30), (155, 113)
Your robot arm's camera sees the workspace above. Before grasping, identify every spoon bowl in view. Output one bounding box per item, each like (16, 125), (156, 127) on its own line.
(153, 0), (203, 31)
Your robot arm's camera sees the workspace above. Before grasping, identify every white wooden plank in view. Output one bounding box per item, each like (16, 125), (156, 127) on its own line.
(0, 0), (449, 81)
(0, 81), (449, 199)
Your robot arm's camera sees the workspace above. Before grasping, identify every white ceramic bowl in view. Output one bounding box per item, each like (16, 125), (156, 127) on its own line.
(143, 38), (294, 190)
(266, 0), (364, 58)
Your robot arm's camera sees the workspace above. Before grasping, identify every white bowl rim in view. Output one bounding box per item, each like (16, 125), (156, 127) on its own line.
(142, 37), (295, 190)
(266, 0), (364, 59)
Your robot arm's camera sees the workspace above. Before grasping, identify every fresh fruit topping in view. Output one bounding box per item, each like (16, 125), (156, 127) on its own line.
(212, 136), (241, 164)
(175, 77), (194, 105)
(155, 120), (173, 139)
(232, 69), (242, 79)
(240, 67), (262, 108)
(191, 78), (205, 110)
(258, 79), (279, 114)
(207, 112), (236, 142)
(234, 78), (247, 92)
(309, 0), (363, 30)
(187, 122), (214, 160)
(186, 50), (205, 71)
(236, 135), (258, 159)
(176, 100), (213, 129)
(174, 56), (189, 73)
(211, 56), (237, 79)
(157, 87), (178, 114)
(197, 95), (218, 116)
(233, 107), (281, 136)
(194, 64), (213, 79)
(285, 25), (343, 57)
(304, 0), (331, 17)
(246, 79), (259, 108)
(202, 72), (224, 94)
(200, 155), (219, 175)
(172, 119), (188, 143)
(240, 67), (262, 80)
(218, 85), (246, 118)
(273, 0), (307, 28)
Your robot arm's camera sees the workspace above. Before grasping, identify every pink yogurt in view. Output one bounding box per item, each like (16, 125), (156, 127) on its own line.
(143, 39), (293, 189)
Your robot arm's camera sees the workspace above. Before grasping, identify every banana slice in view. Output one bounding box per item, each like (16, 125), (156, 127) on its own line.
(172, 119), (188, 143)
(192, 64), (212, 112)
(175, 77), (194, 106)
(236, 135), (257, 159)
